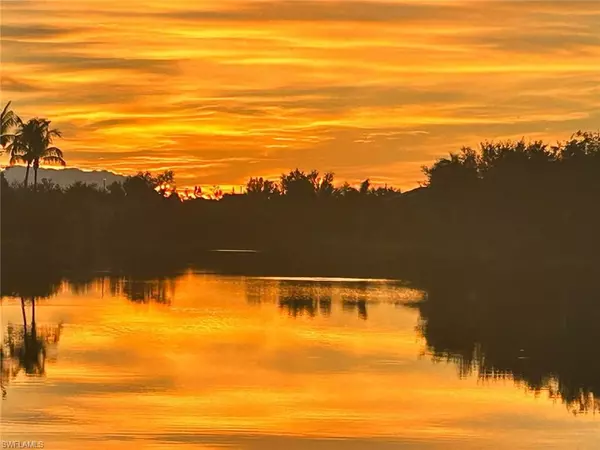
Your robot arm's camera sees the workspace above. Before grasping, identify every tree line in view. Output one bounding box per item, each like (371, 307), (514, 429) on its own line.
(2, 100), (599, 274)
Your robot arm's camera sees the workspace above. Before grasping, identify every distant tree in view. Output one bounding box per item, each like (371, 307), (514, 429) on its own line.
(37, 178), (61, 194)
(280, 169), (335, 200)
(64, 181), (102, 198)
(123, 170), (175, 198)
(556, 131), (600, 197)
(335, 182), (359, 199)
(246, 177), (280, 199)
(479, 140), (554, 179)
(281, 169), (318, 200)
(123, 172), (157, 198)
(9, 118), (65, 190)
(156, 170), (175, 185)
(107, 181), (125, 199)
(371, 185), (401, 197)
(334, 179), (399, 199)
(422, 147), (479, 190)
(558, 131), (600, 162)
(317, 172), (335, 198)
(155, 170), (176, 196)
(359, 179), (371, 195)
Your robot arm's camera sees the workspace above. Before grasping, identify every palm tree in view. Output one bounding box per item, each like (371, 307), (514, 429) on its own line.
(9, 118), (65, 190)
(0, 101), (19, 151)
(8, 131), (32, 187)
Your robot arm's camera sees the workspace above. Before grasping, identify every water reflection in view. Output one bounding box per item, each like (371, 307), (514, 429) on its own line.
(108, 276), (176, 304)
(1, 267), (62, 300)
(0, 268), (598, 449)
(242, 274), (600, 412)
(0, 269), (175, 400)
(411, 276), (600, 414)
(1, 298), (63, 399)
(246, 279), (382, 320)
(279, 294), (334, 318)
(342, 298), (368, 320)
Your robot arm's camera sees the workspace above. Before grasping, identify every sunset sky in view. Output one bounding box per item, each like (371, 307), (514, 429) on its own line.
(2, 0), (599, 189)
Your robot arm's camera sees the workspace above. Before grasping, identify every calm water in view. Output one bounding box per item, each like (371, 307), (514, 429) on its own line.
(1, 271), (598, 449)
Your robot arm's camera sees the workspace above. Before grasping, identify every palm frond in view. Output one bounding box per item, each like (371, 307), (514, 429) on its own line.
(8, 118), (66, 167)
(41, 156), (66, 166)
(1, 102), (18, 128)
(48, 129), (62, 138)
(1, 102), (20, 148)
(44, 146), (64, 158)
(9, 154), (26, 165)
(7, 140), (26, 154)
(1, 101), (11, 118)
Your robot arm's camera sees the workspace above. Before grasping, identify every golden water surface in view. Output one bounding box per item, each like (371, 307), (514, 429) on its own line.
(1, 272), (598, 449)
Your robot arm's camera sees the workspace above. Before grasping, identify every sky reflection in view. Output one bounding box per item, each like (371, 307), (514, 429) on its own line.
(1, 274), (598, 449)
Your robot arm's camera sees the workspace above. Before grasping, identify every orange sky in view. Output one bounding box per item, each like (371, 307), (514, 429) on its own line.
(2, 0), (599, 189)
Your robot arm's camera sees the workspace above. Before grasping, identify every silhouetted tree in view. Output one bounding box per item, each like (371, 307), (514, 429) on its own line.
(336, 182), (360, 199)
(37, 178), (61, 194)
(122, 170), (175, 199)
(359, 179), (371, 195)
(107, 181), (126, 199)
(280, 169), (318, 200)
(558, 131), (600, 161)
(422, 147), (479, 191)
(278, 169), (337, 200)
(317, 172), (336, 198)
(123, 171), (156, 198)
(9, 118), (65, 190)
(155, 170), (176, 196)
(0, 101), (19, 150)
(246, 177), (280, 199)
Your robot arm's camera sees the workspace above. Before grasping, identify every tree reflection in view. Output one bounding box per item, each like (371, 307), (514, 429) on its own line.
(1, 297), (62, 399)
(276, 281), (336, 318)
(411, 274), (600, 414)
(275, 283), (369, 319)
(109, 276), (176, 304)
(318, 296), (332, 317)
(279, 294), (335, 318)
(1, 265), (62, 300)
(1, 265), (64, 398)
(342, 297), (368, 320)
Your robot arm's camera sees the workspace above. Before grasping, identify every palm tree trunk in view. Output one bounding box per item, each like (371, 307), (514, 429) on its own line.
(24, 162), (31, 187)
(21, 297), (28, 331)
(31, 297), (36, 331)
(33, 160), (39, 192)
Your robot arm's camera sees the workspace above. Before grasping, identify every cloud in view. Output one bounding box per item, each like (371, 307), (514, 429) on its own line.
(159, 1), (474, 23)
(3, 41), (179, 75)
(1, 0), (599, 189)
(1, 76), (41, 93)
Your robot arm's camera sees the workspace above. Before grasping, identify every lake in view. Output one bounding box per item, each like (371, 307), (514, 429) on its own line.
(1, 271), (598, 449)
